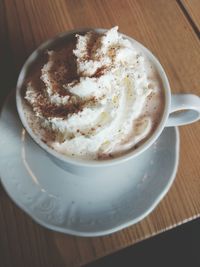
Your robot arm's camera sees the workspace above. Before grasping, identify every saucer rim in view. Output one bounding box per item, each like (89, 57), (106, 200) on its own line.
(0, 129), (179, 237)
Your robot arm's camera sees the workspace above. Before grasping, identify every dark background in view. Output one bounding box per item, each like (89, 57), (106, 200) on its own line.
(86, 218), (200, 267)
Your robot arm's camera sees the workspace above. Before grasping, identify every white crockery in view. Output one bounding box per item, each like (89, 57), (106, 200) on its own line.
(16, 28), (200, 172)
(0, 94), (179, 236)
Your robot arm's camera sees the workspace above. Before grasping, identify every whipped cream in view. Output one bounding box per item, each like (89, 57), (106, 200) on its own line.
(25, 27), (163, 160)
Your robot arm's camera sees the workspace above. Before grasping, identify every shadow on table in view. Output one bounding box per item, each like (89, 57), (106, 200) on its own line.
(85, 217), (200, 267)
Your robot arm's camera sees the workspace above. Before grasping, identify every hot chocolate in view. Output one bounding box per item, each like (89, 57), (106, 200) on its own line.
(23, 27), (164, 160)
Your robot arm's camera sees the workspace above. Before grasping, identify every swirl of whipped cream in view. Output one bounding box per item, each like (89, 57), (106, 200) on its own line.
(25, 27), (159, 160)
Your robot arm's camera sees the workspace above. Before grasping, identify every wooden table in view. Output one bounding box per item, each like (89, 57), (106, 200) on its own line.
(0, 1), (200, 266)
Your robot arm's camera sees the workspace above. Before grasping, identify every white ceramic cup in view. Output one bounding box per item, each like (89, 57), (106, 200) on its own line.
(16, 28), (200, 174)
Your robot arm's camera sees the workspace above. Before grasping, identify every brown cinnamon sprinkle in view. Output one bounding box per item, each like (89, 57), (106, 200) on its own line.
(35, 94), (97, 118)
(86, 32), (99, 60)
(38, 101), (84, 118)
(91, 66), (107, 78)
(25, 31), (112, 119)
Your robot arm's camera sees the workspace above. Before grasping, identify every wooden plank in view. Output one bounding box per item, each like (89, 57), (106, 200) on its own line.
(0, 0), (200, 266)
(180, 0), (200, 33)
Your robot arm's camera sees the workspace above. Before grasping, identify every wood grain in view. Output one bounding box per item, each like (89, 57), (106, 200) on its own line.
(0, 0), (200, 266)
(180, 0), (200, 32)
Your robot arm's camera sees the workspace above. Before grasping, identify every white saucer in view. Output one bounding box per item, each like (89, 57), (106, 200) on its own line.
(0, 94), (179, 237)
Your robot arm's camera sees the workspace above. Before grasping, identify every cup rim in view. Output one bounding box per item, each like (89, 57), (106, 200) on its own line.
(16, 28), (171, 167)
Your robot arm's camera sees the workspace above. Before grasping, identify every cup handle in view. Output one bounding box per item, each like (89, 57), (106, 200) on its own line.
(166, 94), (200, 127)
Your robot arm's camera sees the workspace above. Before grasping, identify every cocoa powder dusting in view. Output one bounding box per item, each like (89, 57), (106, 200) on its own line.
(39, 101), (84, 118)
(91, 66), (107, 78)
(46, 46), (79, 96)
(35, 94), (97, 118)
